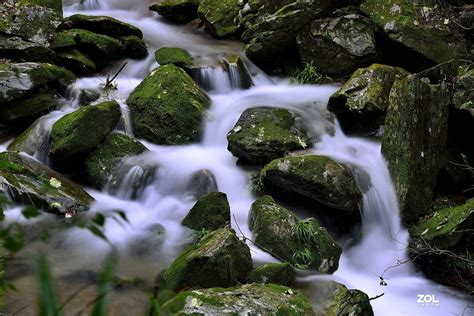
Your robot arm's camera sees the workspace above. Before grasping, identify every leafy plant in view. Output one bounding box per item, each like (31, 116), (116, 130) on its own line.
(292, 248), (314, 267)
(91, 252), (117, 316)
(292, 218), (318, 244)
(290, 62), (332, 85)
(36, 254), (62, 316)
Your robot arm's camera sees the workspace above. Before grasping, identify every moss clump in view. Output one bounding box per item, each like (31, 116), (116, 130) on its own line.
(82, 132), (147, 189)
(126, 64), (210, 145)
(60, 14), (143, 38)
(154, 47), (193, 68)
(182, 192), (231, 231)
(56, 49), (96, 75)
(246, 263), (296, 286)
(197, 0), (242, 38)
(49, 100), (122, 167)
(249, 196), (342, 273)
(149, 0), (199, 24)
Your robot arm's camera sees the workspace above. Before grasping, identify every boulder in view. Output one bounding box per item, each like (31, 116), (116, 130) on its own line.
(120, 36), (148, 60)
(0, 151), (93, 216)
(149, 0), (200, 24)
(126, 64), (210, 145)
(59, 14), (143, 38)
(249, 196), (342, 272)
(197, 0), (242, 38)
(260, 155), (362, 211)
(56, 49), (97, 75)
(161, 283), (315, 315)
(327, 64), (409, 134)
(0, 93), (58, 123)
(154, 47), (194, 69)
(49, 100), (122, 167)
(360, 0), (468, 64)
(409, 198), (474, 292)
(222, 54), (253, 89)
(82, 132), (148, 189)
(245, 263), (296, 287)
(161, 227), (252, 290)
(17, 0), (63, 16)
(7, 117), (51, 155)
(227, 107), (310, 164)
(186, 169), (218, 198)
(297, 14), (377, 77)
(0, 35), (55, 63)
(182, 192), (230, 231)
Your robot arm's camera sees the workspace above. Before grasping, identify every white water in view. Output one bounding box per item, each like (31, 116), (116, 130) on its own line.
(3, 1), (471, 315)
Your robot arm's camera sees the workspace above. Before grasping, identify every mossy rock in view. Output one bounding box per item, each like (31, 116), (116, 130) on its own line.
(197, 0), (242, 38)
(161, 283), (315, 315)
(56, 49), (97, 75)
(249, 196), (342, 273)
(260, 155), (362, 211)
(161, 227), (252, 290)
(0, 93), (58, 123)
(154, 47), (194, 69)
(0, 35), (55, 63)
(0, 151), (93, 216)
(126, 64), (210, 145)
(7, 116), (51, 155)
(82, 132), (148, 189)
(0, 62), (75, 106)
(227, 107), (311, 164)
(120, 35), (148, 60)
(17, 0), (62, 16)
(60, 14), (143, 38)
(182, 192), (230, 231)
(297, 14), (377, 77)
(327, 64), (409, 134)
(49, 100), (122, 167)
(222, 54), (253, 89)
(246, 262), (296, 287)
(149, 0), (200, 24)
(360, 0), (468, 64)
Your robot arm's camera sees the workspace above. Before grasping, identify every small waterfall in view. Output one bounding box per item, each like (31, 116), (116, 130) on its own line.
(193, 67), (234, 94)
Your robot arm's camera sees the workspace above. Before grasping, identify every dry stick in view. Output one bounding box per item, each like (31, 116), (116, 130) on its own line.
(105, 62), (128, 88)
(12, 305), (30, 315)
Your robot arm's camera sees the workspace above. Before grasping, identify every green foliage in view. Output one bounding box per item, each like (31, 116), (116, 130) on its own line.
(292, 248), (314, 267)
(36, 254), (61, 316)
(291, 63), (332, 85)
(91, 252), (117, 316)
(292, 218), (318, 244)
(193, 228), (211, 243)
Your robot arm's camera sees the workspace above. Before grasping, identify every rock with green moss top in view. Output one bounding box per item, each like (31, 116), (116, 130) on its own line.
(120, 36), (148, 60)
(246, 262), (296, 286)
(227, 107), (311, 164)
(249, 196), (342, 273)
(149, 0), (200, 24)
(127, 64), (210, 145)
(59, 14), (143, 38)
(7, 116), (52, 155)
(161, 227), (252, 290)
(0, 62), (75, 106)
(360, 0), (468, 64)
(161, 283), (315, 315)
(18, 0), (62, 16)
(56, 49), (97, 75)
(381, 70), (450, 225)
(0, 93), (58, 123)
(297, 14), (377, 77)
(260, 155), (361, 211)
(0, 151), (93, 216)
(154, 47), (194, 69)
(328, 64), (409, 134)
(197, 0), (242, 38)
(0, 35), (55, 63)
(49, 100), (122, 167)
(409, 199), (474, 292)
(182, 192), (230, 231)
(222, 54), (253, 89)
(82, 132), (147, 189)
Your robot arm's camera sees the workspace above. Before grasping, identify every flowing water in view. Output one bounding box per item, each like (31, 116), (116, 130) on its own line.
(2, 1), (471, 315)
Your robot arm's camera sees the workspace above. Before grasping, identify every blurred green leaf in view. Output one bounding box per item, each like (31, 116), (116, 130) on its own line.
(87, 225), (108, 242)
(36, 254), (61, 316)
(22, 206), (41, 219)
(91, 252), (117, 316)
(92, 213), (106, 227)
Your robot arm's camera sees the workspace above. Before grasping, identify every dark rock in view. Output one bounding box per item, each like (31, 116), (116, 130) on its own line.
(59, 14), (143, 38)
(186, 169), (218, 198)
(120, 35), (148, 60)
(182, 192), (230, 231)
(246, 262), (296, 286)
(0, 93), (58, 123)
(149, 0), (199, 24)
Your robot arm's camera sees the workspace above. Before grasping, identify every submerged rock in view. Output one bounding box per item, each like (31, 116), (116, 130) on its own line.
(154, 47), (194, 69)
(182, 192), (230, 231)
(0, 151), (93, 216)
(149, 0), (200, 24)
(161, 283), (315, 315)
(260, 155), (362, 211)
(245, 262), (296, 287)
(186, 169), (218, 198)
(249, 196), (342, 273)
(161, 227), (252, 290)
(127, 64), (210, 145)
(49, 100), (122, 168)
(327, 64), (409, 134)
(197, 0), (242, 38)
(297, 14), (377, 77)
(82, 132), (148, 189)
(227, 107), (311, 164)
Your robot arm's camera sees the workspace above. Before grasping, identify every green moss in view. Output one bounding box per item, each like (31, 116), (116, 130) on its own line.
(182, 192), (230, 231)
(57, 49), (97, 75)
(18, 0), (62, 15)
(246, 263), (296, 286)
(27, 63), (76, 90)
(324, 283), (374, 316)
(197, 0), (242, 38)
(60, 14), (143, 38)
(154, 47), (194, 68)
(120, 35), (148, 60)
(0, 93), (57, 122)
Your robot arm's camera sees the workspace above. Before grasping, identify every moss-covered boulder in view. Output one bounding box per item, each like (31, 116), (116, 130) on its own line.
(222, 54), (253, 89)
(17, 0), (62, 16)
(161, 227), (252, 290)
(154, 47), (194, 69)
(0, 35), (55, 63)
(360, 0), (468, 64)
(249, 196), (342, 273)
(297, 14), (377, 77)
(162, 283), (315, 315)
(260, 155), (361, 211)
(409, 199), (474, 292)
(327, 64), (409, 134)
(49, 100), (122, 167)
(246, 262), (296, 287)
(120, 35), (148, 60)
(82, 132), (147, 189)
(0, 93), (58, 123)
(182, 192), (230, 231)
(127, 64), (210, 145)
(227, 107), (311, 164)
(197, 0), (242, 38)
(0, 151), (93, 216)
(56, 49), (97, 75)
(59, 14), (143, 38)
(381, 70), (450, 225)
(149, 0), (200, 24)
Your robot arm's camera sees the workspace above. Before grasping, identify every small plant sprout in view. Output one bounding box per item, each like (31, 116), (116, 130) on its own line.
(292, 218), (318, 244)
(292, 248), (314, 266)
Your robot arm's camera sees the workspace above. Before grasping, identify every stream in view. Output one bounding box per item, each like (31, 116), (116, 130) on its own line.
(3, 0), (471, 315)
